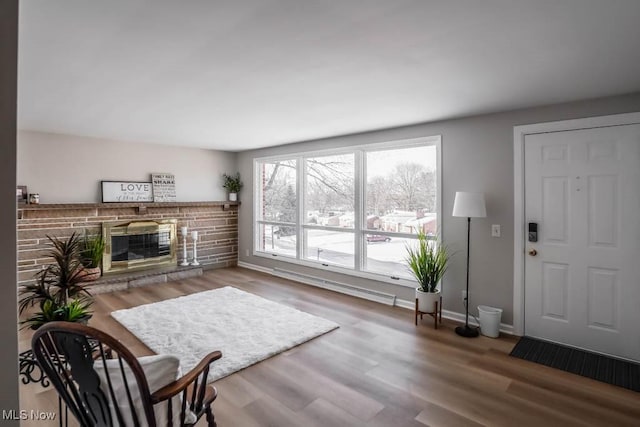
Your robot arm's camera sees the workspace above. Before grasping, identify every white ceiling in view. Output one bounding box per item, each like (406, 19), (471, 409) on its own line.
(18, 0), (640, 151)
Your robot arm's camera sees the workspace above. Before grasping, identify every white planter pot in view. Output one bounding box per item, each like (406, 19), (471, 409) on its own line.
(228, 192), (238, 202)
(416, 288), (440, 312)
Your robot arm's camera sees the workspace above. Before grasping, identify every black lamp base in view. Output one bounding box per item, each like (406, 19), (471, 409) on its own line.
(455, 325), (479, 338)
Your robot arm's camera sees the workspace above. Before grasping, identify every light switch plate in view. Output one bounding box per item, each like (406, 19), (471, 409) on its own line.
(491, 224), (501, 237)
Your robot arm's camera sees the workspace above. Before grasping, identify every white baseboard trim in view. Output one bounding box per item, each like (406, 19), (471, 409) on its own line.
(396, 298), (516, 335)
(236, 262), (516, 335)
(393, 298), (416, 311)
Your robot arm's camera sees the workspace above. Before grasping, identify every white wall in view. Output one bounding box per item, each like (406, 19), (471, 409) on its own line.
(18, 131), (237, 203)
(237, 92), (640, 326)
(1, 0), (19, 421)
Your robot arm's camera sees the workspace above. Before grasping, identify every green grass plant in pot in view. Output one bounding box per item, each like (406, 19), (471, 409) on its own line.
(80, 233), (105, 282)
(222, 172), (243, 201)
(406, 229), (449, 313)
(19, 232), (93, 329)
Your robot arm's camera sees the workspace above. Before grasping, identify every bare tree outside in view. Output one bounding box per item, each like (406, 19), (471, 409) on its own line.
(366, 162), (436, 214)
(391, 162), (427, 211)
(259, 159), (296, 222)
(367, 175), (393, 216)
(417, 167), (437, 212)
(305, 154), (354, 220)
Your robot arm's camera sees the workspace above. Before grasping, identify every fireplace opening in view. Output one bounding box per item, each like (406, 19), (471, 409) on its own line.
(111, 231), (171, 261)
(103, 220), (177, 274)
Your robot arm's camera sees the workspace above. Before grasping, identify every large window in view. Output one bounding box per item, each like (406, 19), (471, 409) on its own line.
(254, 137), (441, 286)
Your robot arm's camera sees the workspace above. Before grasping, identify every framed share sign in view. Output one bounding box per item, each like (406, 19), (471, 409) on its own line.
(101, 181), (154, 202)
(151, 173), (176, 202)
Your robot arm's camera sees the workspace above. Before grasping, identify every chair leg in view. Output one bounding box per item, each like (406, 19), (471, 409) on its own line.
(206, 405), (216, 427)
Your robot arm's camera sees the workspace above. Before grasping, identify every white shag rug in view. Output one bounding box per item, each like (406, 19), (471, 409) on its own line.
(111, 286), (339, 382)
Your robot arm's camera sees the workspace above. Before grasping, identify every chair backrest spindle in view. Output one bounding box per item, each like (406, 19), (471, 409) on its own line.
(98, 345), (127, 426)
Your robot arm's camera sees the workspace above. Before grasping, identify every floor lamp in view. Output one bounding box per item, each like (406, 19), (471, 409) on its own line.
(452, 191), (486, 338)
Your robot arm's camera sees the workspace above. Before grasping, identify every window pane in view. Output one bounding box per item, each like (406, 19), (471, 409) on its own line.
(256, 223), (297, 257)
(363, 235), (416, 279)
(365, 145), (437, 235)
(303, 229), (354, 268)
(257, 159), (297, 222)
(305, 154), (354, 228)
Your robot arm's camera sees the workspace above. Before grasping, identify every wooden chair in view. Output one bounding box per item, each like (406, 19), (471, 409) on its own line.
(32, 321), (222, 427)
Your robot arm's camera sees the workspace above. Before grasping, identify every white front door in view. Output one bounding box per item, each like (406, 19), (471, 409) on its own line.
(524, 124), (640, 362)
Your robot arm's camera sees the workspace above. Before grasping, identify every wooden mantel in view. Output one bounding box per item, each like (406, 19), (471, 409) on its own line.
(17, 201), (239, 287)
(18, 201), (238, 210)
(18, 201), (239, 217)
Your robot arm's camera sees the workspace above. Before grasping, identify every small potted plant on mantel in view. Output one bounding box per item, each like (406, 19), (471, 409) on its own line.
(18, 232), (93, 329)
(406, 229), (449, 312)
(222, 172), (243, 202)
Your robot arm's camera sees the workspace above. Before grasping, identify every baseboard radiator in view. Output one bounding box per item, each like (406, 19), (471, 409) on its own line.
(238, 262), (515, 334)
(271, 267), (397, 306)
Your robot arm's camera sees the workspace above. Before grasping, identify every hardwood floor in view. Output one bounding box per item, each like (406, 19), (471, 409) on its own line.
(18, 267), (640, 426)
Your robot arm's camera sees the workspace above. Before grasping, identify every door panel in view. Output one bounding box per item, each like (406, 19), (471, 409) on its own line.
(541, 262), (568, 320)
(587, 267), (618, 330)
(542, 177), (569, 244)
(587, 175), (617, 247)
(524, 124), (640, 361)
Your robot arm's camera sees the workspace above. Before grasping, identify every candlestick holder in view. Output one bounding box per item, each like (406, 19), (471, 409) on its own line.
(191, 230), (200, 266)
(180, 226), (189, 266)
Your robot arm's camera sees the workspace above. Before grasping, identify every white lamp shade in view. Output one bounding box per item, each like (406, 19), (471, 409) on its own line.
(452, 192), (486, 218)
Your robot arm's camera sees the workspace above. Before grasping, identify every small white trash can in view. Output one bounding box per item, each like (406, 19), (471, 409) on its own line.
(478, 305), (502, 338)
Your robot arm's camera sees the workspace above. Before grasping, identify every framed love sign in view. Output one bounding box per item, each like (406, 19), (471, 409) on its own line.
(101, 181), (154, 203)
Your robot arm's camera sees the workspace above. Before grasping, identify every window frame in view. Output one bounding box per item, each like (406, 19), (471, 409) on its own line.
(253, 135), (442, 288)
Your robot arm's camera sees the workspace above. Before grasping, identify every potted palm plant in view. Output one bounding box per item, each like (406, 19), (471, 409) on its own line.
(19, 232), (93, 329)
(222, 172), (243, 201)
(80, 233), (105, 282)
(405, 229), (449, 312)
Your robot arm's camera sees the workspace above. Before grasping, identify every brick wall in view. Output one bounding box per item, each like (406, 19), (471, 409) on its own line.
(17, 202), (238, 287)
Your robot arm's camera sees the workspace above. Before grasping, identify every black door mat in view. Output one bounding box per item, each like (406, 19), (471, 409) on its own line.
(510, 336), (640, 392)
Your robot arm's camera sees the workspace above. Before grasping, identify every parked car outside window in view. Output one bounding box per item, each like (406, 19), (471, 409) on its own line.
(366, 234), (391, 243)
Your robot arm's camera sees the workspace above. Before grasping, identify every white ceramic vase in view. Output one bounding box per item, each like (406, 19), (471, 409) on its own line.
(229, 192), (238, 202)
(416, 288), (440, 313)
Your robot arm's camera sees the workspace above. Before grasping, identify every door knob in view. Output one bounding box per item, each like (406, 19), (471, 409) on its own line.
(528, 249), (537, 256)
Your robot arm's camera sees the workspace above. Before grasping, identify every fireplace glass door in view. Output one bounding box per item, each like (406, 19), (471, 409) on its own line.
(103, 220), (177, 274)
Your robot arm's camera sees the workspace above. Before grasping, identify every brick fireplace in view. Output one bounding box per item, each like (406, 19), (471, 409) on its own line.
(17, 202), (238, 288)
